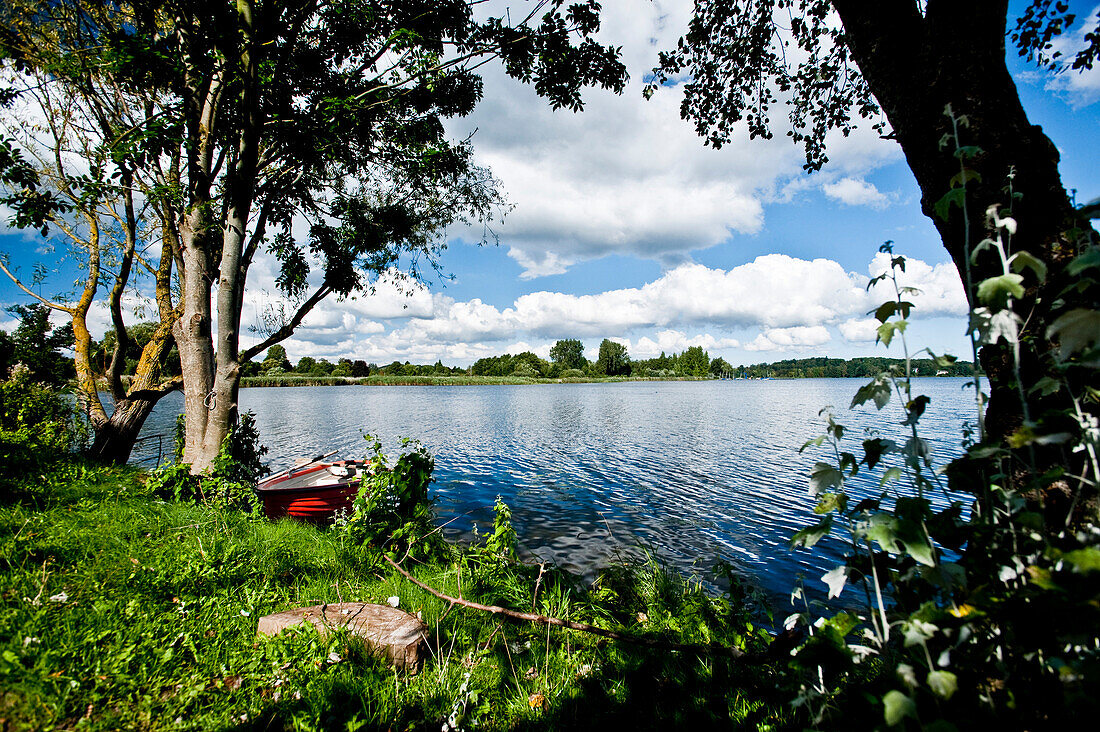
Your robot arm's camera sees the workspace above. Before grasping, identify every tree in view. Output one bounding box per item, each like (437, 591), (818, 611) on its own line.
(651, 0), (1098, 455)
(4, 302), (73, 385)
(0, 36), (180, 463)
(3, 0), (626, 472)
(679, 345), (710, 376)
(295, 356), (316, 374)
(709, 356), (732, 378)
(596, 338), (630, 376)
(261, 345), (291, 373)
(550, 338), (587, 370)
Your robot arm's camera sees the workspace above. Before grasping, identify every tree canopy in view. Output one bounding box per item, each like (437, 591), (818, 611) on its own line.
(550, 338), (587, 370)
(1, 0), (627, 469)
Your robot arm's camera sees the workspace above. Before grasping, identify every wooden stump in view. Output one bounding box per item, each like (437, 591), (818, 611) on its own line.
(257, 602), (428, 671)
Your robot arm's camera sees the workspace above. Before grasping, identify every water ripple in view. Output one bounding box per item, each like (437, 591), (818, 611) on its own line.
(136, 379), (977, 606)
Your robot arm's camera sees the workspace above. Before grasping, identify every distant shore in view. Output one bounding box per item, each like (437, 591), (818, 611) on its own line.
(239, 374), (708, 387)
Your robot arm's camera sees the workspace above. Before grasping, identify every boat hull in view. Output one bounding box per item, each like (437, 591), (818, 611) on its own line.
(255, 461), (363, 525)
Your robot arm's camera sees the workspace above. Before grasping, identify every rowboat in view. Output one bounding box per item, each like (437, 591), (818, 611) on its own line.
(254, 454), (366, 524)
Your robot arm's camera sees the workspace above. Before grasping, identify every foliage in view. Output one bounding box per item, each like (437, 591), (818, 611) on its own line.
(0, 366), (86, 476)
(735, 355), (977, 379)
(337, 436), (444, 563)
(261, 345), (292, 374)
(784, 230), (1100, 728)
(148, 413), (270, 514)
(679, 346), (710, 377)
(550, 338), (587, 370)
(596, 339), (630, 377)
(648, 1), (1099, 171)
(2, 302), (73, 385)
(0, 457), (788, 730)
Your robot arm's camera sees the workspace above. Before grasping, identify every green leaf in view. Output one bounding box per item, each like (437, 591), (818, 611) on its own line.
(856, 513), (901, 553)
(1067, 247), (1100, 276)
(933, 187), (966, 221)
(799, 435), (827, 453)
(949, 168), (981, 187)
(809, 463), (843, 495)
(927, 670), (958, 700)
(969, 306), (1022, 345)
(969, 238), (994, 265)
(880, 467), (904, 486)
(851, 376), (892, 410)
(976, 273), (1025, 308)
(1028, 376), (1061, 396)
(883, 690), (917, 726)
(953, 145), (982, 159)
(815, 492), (847, 515)
(874, 301), (897, 323)
(903, 395), (930, 426)
(1009, 251), (1047, 282)
(790, 516), (833, 549)
(862, 437), (897, 469)
(1063, 548), (1100, 573)
(1047, 309), (1100, 359)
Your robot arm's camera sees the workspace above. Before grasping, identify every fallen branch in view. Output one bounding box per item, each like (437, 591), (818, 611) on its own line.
(384, 555), (760, 661)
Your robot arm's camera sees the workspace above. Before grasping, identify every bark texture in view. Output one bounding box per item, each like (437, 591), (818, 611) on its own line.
(833, 0), (1097, 460)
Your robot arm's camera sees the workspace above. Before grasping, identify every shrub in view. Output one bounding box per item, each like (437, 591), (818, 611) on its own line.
(148, 412), (269, 513)
(336, 436), (445, 561)
(0, 365), (87, 474)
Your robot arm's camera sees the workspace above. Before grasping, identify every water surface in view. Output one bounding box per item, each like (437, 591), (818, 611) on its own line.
(135, 378), (978, 605)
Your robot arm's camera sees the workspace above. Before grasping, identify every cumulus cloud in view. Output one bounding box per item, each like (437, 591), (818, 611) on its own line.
(1036, 7), (1100, 108)
(744, 326), (831, 352)
(449, 0), (901, 278)
(822, 177), (892, 208)
(838, 318), (881, 343)
(254, 252), (965, 365)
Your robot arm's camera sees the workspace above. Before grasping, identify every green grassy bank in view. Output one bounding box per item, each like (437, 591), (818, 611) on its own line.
(0, 460), (785, 731)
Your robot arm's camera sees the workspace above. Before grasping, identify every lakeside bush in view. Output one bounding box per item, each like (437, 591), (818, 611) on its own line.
(0, 366), (87, 479)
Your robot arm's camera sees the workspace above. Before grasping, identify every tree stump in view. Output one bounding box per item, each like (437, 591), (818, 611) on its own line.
(256, 602), (428, 671)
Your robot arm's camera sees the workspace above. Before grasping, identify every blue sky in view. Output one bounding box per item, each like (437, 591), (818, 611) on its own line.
(2, 1), (1098, 368)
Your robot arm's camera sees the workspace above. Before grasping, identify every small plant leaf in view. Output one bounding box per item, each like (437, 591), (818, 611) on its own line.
(883, 690), (917, 726)
(809, 463), (843, 495)
(821, 565), (848, 598)
(933, 187), (966, 221)
(976, 273), (1025, 308)
(1009, 251), (1047, 282)
(1067, 247), (1100, 276)
(851, 376), (892, 410)
(927, 670), (958, 700)
(790, 515), (833, 549)
(815, 492), (847, 515)
(1046, 308), (1100, 359)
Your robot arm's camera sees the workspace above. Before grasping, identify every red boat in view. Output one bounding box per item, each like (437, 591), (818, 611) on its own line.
(255, 457), (367, 525)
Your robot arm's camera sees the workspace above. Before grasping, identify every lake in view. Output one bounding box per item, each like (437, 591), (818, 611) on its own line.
(133, 378), (979, 606)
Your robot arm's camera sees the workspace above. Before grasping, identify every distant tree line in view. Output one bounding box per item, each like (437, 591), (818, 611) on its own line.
(733, 356), (977, 379)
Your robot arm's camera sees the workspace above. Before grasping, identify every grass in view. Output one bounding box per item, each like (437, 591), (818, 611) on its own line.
(0, 458), (790, 731)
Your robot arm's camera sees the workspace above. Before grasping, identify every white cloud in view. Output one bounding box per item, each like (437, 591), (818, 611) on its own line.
(866, 252), (968, 317)
(450, 0), (901, 278)
(261, 252), (964, 365)
(822, 177), (892, 208)
(744, 326), (831, 352)
(838, 318), (881, 343)
(1038, 7), (1100, 108)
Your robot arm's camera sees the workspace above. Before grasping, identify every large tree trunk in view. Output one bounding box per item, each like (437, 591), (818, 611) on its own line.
(87, 395), (161, 464)
(833, 0), (1096, 466)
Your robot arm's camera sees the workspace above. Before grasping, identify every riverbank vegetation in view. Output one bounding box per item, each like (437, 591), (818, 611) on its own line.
(1, 386), (787, 731)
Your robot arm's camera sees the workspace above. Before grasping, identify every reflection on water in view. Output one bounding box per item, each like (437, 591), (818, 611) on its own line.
(135, 379), (977, 605)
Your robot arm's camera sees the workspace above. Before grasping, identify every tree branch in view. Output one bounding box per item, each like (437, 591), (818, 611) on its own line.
(384, 555), (757, 660)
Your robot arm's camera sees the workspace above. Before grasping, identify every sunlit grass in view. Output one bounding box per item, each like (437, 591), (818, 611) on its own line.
(1, 460), (788, 730)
